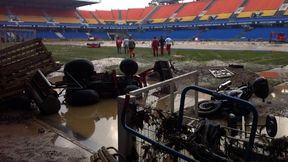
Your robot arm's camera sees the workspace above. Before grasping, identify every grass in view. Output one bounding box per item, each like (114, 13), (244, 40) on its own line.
(46, 45), (288, 66)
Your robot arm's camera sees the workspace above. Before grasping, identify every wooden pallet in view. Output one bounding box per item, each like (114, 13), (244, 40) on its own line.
(0, 38), (61, 99)
(90, 147), (119, 162)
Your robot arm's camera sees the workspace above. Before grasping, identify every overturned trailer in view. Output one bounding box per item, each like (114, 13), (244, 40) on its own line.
(0, 38), (61, 114)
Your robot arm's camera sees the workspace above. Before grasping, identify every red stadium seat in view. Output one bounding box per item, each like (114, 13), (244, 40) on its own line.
(78, 10), (98, 24)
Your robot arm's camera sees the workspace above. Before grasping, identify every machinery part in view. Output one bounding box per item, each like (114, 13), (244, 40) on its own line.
(198, 100), (222, 117)
(38, 95), (61, 115)
(266, 115), (277, 137)
(124, 85), (139, 94)
(64, 59), (95, 81)
(65, 89), (100, 106)
(253, 77), (269, 102)
(120, 59), (138, 76)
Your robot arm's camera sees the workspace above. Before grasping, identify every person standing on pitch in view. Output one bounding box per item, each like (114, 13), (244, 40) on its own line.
(159, 36), (165, 56)
(151, 37), (160, 57)
(165, 36), (173, 55)
(123, 37), (129, 54)
(128, 36), (136, 58)
(116, 36), (123, 54)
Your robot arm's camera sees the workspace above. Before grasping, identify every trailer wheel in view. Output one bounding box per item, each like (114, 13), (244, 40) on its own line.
(38, 95), (61, 115)
(198, 100), (222, 117)
(64, 59), (95, 81)
(120, 59), (138, 76)
(266, 115), (277, 137)
(65, 89), (100, 106)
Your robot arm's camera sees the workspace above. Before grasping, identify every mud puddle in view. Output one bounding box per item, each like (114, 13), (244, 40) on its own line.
(40, 98), (118, 151)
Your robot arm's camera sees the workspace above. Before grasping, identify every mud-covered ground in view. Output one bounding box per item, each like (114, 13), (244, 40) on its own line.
(1, 56), (288, 161)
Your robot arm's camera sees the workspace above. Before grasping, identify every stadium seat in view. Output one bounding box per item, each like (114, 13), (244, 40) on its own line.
(0, 14), (7, 21)
(174, 0), (211, 22)
(198, 28), (243, 40)
(125, 7), (154, 23)
(9, 7), (46, 22)
(200, 0), (242, 20)
(261, 10), (277, 17)
(237, 0), (284, 18)
(78, 10), (98, 24)
(237, 11), (253, 18)
(216, 13), (232, 19)
(149, 4), (181, 23)
(284, 9), (288, 16)
(94, 10), (118, 24)
(45, 9), (80, 24)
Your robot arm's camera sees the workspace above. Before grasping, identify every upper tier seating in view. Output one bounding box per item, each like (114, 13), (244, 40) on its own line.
(174, 0), (211, 22)
(10, 7), (46, 22)
(78, 10), (98, 24)
(150, 4), (182, 23)
(200, 0), (243, 20)
(238, 0), (284, 18)
(0, 7), (7, 21)
(45, 9), (80, 23)
(123, 7), (154, 23)
(94, 10), (116, 23)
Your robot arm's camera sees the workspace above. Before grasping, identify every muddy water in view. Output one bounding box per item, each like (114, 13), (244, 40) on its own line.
(41, 98), (118, 151)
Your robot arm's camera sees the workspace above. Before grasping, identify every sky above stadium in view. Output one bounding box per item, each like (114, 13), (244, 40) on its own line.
(78, 0), (194, 10)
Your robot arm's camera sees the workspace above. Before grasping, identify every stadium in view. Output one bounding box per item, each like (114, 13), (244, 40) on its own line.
(0, 0), (288, 41)
(1, 0), (288, 162)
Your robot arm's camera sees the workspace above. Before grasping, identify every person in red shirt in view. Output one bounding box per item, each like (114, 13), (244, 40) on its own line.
(151, 37), (160, 57)
(116, 36), (123, 54)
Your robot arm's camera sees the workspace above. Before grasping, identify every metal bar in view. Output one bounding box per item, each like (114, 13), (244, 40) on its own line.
(129, 71), (198, 96)
(178, 85), (258, 162)
(121, 95), (199, 162)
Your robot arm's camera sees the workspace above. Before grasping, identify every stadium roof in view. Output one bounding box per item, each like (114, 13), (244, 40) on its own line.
(0, 0), (100, 8)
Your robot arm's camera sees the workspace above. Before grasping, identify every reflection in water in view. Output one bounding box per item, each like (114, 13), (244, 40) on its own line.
(41, 98), (118, 151)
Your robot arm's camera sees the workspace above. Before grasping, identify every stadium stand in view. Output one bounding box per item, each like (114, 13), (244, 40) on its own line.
(200, 0), (243, 20)
(45, 8), (80, 23)
(0, 7), (7, 21)
(174, 0), (211, 22)
(198, 28), (243, 40)
(9, 7), (46, 22)
(94, 10), (116, 23)
(242, 27), (288, 41)
(90, 31), (109, 40)
(62, 31), (88, 39)
(237, 0), (284, 18)
(78, 10), (98, 24)
(36, 31), (59, 39)
(122, 7), (154, 23)
(149, 4), (182, 23)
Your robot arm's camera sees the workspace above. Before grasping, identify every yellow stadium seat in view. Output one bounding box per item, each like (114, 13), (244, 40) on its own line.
(261, 10), (276, 17)
(237, 12), (253, 18)
(283, 9), (288, 16)
(85, 18), (98, 24)
(179, 16), (195, 22)
(216, 13), (231, 19)
(151, 18), (166, 23)
(19, 16), (46, 22)
(169, 17), (177, 22)
(199, 15), (210, 20)
(0, 15), (7, 21)
(53, 17), (80, 23)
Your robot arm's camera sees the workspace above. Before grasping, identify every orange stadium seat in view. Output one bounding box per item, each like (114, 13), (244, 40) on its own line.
(10, 7), (46, 22)
(200, 0), (243, 20)
(45, 8), (80, 23)
(78, 10), (98, 24)
(174, 0), (211, 22)
(237, 0), (284, 18)
(0, 7), (7, 21)
(94, 10), (116, 23)
(150, 4), (181, 23)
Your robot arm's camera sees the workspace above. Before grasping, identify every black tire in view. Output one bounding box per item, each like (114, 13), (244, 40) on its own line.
(38, 95), (61, 115)
(266, 115), (277, 137)
(198, 100), (222, 117)
(120, 59), (138, 76)
(124, 85), (139, 94)
(64, 59), (95, 81)
(65, 89), (100, 106)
